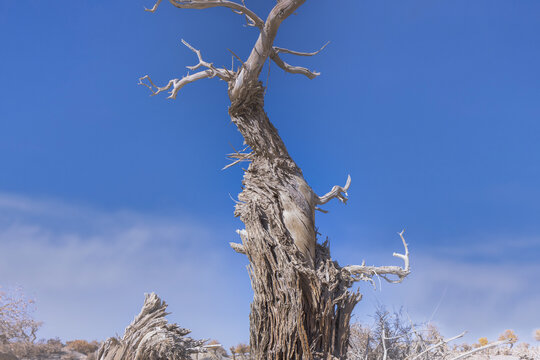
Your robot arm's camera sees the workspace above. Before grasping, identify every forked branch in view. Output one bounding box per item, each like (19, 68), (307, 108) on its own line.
(268, 41), (329, 79)
(139, 40), (233, 99)
(343, 230), (410, 285)
(316, 175), (352, 205)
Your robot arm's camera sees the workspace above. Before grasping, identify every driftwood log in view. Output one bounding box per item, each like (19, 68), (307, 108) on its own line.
(97, 293), (205, 360)
(139, 1), (411, 359)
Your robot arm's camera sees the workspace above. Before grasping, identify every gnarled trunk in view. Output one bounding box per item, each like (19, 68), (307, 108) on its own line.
(140, 2), (411, 359)
(229, 83), (361, 360)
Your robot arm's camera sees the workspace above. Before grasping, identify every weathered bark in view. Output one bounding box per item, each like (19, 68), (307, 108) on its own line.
(97, 293), (205, 360)
(139, 2), (411, 359)
(229, 82), (361, 360)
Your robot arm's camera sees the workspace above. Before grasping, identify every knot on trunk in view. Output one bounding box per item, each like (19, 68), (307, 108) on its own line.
(228, 80), (265, 118)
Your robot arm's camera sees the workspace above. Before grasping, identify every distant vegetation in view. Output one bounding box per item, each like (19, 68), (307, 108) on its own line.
(1, 287), (539, 359)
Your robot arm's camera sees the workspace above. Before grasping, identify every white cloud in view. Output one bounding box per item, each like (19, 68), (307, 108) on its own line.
(0, 193), (252, 347)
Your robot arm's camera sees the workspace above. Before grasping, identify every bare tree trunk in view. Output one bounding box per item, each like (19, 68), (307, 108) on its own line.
(228, 82), (362, 359)
(140, 2), (411, 359)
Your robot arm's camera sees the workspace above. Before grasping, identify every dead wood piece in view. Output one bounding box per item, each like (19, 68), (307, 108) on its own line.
(97, 293), (205, 360)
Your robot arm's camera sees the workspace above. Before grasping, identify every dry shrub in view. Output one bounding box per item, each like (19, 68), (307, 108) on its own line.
(4, 338), (63, 358)
(66, 339), (99, 355)
(347, 308), (540, 360)
(535, 328), (540, 342)
(230, 343), (250, 359)
(348, 307), (421, 360)
(0, 287), (42, 344)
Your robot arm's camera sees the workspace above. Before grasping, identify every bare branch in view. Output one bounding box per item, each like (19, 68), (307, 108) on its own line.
(449, 339), (512, 360)
(409, 332), (466, 360)
(139, 71), (216, 99)
(139, 40), (233, 99)
(270, 51), (321, 79)
(169, 0), (264, 29)
(316, 175), (351, 205)
(228, 48), (247, 70)
(343, 230), (410, 285)
(144, 0), (162, 12)
(273, 41), (330, 57)
(182, 39), (215, 71)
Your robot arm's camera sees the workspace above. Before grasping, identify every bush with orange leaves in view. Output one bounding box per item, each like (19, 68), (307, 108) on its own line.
(477, 337), (489, 347)
(498, 329), (518, 345)
(535, 329), (540, 342)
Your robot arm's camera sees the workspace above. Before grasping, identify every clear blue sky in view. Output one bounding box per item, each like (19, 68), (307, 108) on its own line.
(1, 0), (539, 347)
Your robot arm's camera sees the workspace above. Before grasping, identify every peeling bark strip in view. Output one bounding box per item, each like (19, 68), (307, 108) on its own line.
(140, 1), (411, 359)
(97, 293), (206, 360)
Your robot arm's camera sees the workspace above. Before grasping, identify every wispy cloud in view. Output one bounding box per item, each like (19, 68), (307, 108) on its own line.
(0, 193), (252, 347)
(341, 246), (540, 344)
(1, 192), (538, 348)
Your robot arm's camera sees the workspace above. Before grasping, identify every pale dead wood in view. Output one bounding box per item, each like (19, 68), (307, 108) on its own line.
(343, 230), (410, 285)
(449, 339), (512, 360)
(273, 41), (330, 57)
(408, 331), (466, 360)
(170, 0), (264, 29)
(229, 242), (246, 254)
(317, 175), (352, 205)
(97, 293), (206, 360)
(269, 52), (321, 79)
(145, 0), (264, 28)
(138, 40), (233, 99)
(144, 0), (162, 13)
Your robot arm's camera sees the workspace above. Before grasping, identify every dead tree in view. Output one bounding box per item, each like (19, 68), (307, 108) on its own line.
(140, 1), (410, 359)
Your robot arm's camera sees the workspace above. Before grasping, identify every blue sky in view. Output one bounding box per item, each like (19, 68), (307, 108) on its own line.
(1, 0), (539, 347)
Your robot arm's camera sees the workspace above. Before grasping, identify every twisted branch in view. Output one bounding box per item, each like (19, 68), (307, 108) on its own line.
(343, 230), (410, 285)
(316, 175), (351, 205)
(270, 52), (321, 79)
(169, 0), (264, 29)
(139, 39), (233, 99)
